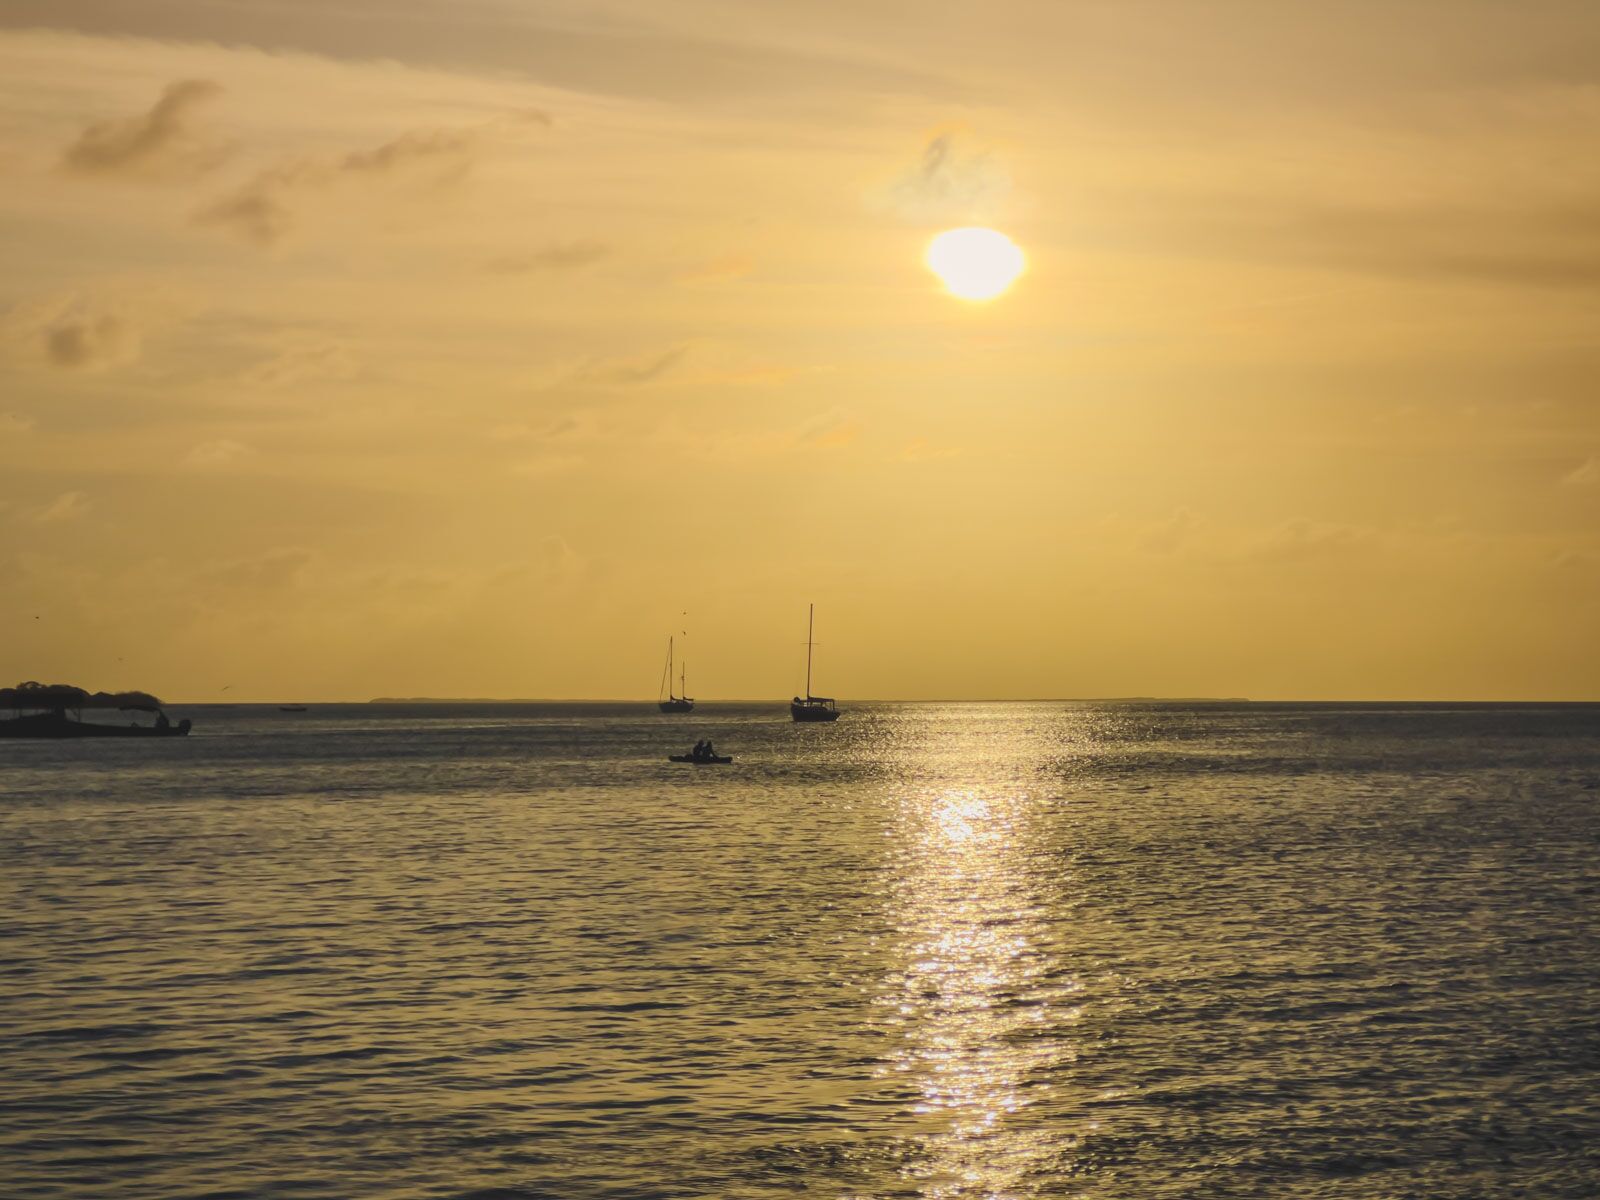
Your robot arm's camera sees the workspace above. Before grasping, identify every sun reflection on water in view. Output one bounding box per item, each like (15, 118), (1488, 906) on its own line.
(874, 714), (1085, 1198)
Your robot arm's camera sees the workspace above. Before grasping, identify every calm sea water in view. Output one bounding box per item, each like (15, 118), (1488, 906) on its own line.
(2, 701), (1598, 1199)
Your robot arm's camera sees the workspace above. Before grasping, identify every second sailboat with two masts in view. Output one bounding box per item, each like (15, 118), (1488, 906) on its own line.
(658, 635), (694, 713)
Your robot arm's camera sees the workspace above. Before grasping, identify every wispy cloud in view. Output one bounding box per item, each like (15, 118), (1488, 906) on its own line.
(487, 240), (610, 274)
(899, 437), (961, 463)
(31, 491), (91, 524)
(795, 408), (861, 450)
(1562, 456), (1599, 487)
(196, 114), (546, 246)
(186, 439), (254, 468)
(62, 79), (226, 177)
(575, 344), (688, 386)
(676, 254), (752, 285)
(240, 339), (361, 388)
(1243, 519), (1378, 564)
(199, 547), (313, 592)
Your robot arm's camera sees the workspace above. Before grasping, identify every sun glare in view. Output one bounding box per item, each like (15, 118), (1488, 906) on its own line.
(925, 227), (1025, 301)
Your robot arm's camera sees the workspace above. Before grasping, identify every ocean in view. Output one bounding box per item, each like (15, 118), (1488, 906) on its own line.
(2, 701), (1598, 1199)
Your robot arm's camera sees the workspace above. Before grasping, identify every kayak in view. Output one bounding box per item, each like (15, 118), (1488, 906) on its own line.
(668, 754), (733, 764)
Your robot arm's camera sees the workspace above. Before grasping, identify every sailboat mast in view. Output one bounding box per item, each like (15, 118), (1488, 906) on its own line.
(668, 636), (674, 700)
(806, 603), (814, 699)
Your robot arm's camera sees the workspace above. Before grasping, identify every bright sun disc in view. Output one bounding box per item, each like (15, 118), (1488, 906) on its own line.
(925, 227), (1025, 301)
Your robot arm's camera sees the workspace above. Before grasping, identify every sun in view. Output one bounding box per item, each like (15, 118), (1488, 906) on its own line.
(925, 227), (1025, 301)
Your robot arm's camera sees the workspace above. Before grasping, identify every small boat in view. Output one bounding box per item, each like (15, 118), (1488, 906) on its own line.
(279, 705), (309, 713)
(0, 682), (191, 739)
(790, 603), (841, 722)
(668, 753), (732, 765)
(657, 635), (694, 713)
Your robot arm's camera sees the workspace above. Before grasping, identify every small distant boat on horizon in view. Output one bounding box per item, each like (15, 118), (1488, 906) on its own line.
(657, 635), (694, 713)
(279, 705), (309, 713)
(790, 603), (841, 722)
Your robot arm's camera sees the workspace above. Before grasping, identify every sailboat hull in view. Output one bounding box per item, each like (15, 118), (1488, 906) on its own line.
(658, 699), (695, 713)
(790, 702), (839, 722)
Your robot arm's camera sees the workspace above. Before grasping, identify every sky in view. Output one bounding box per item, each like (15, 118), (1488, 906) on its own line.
(2, 1), (1598, 702)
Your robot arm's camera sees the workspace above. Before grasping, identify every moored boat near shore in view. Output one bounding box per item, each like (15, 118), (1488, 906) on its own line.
(0, 682), (191, 739)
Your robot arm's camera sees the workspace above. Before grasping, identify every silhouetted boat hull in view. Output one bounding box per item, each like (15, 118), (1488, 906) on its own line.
(279, 705), (308, 713)
(668, 754), (732, 764)
(0, 711), (191, 739)
(657, 699), (694, 713)
(790, 700), (840, 722)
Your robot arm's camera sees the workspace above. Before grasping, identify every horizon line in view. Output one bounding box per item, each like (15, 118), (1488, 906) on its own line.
(162, 695), (1600, 706)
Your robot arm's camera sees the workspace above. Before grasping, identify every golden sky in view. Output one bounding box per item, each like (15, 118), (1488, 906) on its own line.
(2, 2), (1597, 701)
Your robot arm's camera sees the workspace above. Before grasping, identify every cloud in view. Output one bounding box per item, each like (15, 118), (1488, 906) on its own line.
(1, 290), (192, 373)
(512, 451), (586, 479)
(1158, 199), (1600, 292)
(199, 547), (314, 592)
(186, 439), (254, 468)
(492, 415), (584, 442)
(62, 79), (226, 177)
(676, 254), (752, 285)
(496, 414), (593, 475)
(795, 409), (861, 450)
(899, 437), (961, 463)
(240, 339), (360, 388)
(886, 130), (1010, 223)
(487, 240), (610, 274)
(1561, 456), (1598, 486)
(43, 310), (141, 369)
(1243, 519), (1378, 563)
(576, 344), (688, 386)
(196, 182), (296, 246)
(31, 491), (91, 524)
(1111, 511), (1386, 566)
(1137, 508), (1204, 555)
(196, 117), (540, 246)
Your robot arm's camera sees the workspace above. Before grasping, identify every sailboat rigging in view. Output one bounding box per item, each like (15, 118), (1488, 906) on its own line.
(658, 635), (694, 713)
(790, 603), (840, 722)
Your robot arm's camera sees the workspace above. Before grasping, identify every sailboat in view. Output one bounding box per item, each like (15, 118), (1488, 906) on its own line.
(790, 603), (841, 722)
(657, 636), (694, 713)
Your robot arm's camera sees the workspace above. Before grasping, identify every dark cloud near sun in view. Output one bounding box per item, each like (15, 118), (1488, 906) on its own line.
(888, 130), (1009, 223)
(62, 78), (226, 177)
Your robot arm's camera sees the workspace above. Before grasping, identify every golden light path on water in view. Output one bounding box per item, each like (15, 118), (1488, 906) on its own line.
(873, 714), (1087, 1198)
